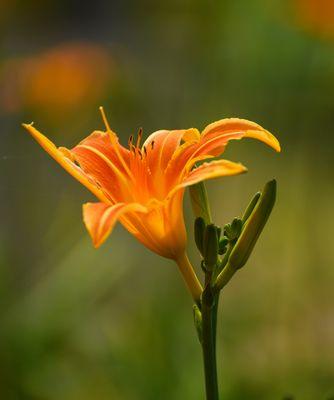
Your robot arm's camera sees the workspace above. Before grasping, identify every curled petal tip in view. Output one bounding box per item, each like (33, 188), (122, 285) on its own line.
(267, 133), (281, 153)
(231, 162), (248, 175)
(246, 129), (281, 153)
(239, 163), (248, 173)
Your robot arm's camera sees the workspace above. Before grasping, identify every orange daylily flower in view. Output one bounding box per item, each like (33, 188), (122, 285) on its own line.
(294, 0), (334, 39)
(2, 42), (112, 115)
(23, 109), (280, 301)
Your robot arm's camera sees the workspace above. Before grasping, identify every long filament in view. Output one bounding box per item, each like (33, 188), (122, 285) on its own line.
(99, 106), (135, 181)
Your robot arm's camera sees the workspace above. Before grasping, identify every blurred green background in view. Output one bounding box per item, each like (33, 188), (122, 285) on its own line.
(1, 0), (334, 399)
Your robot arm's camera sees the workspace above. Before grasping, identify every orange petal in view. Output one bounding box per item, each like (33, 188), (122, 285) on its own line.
(164, 140), (199, 186)
(121, 211), (169, 256)
(168, 159), (247, 198)
(73, 145), (131, 203)
(142, 129), (187, 173)
(72, 131), (129, 176)
(199, 118), (281, 156)
(142, 128), (200, 180)
(83, 202), (147, 248)
(121, 193), (187, 259)
(22, 123), (110, 203)
(182, 128), (201, 142)
(165, 119), (280, 187)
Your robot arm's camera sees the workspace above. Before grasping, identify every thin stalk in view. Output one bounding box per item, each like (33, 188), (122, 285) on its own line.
(201, 286), (219, 400)
(211, 293), (219, 352)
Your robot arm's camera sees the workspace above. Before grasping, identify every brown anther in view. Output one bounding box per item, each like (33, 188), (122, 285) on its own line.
(128, 135), (133, 147)
(143, 146), (147, 156)
(137, 148), (143, 159)
(151, 141), (155, 150)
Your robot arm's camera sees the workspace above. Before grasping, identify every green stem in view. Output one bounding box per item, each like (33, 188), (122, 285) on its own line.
(201, 286), (219, 400)
(212, 293), (219, 353)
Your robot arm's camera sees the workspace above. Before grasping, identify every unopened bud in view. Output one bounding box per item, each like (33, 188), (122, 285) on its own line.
(224, 218), (242, 241)
(218, 236), (229, 255)
(194, 217), (206, 255)
(229, 180), (276, 270)
(242, 191), (261, 223)
(189, 182), (212, 224)
(203, 224), (219, 269)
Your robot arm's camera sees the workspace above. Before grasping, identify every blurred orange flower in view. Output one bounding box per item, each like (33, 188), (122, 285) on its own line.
(294, 0), (334, 38)
(23, 110), (280, 300)
(1, 42), (112, 114)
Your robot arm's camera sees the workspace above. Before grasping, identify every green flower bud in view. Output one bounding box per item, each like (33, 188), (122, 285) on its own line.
(218, 236), (229, 255)
(189, 181), (212, 224)
(231, 218), (242, 236)
(241, 191), (261, 223)
(223, 223), (231, 237)
(194, 217), (206, 255)
(224, 218), (242, 241)
(203, 224), (219, 269)
(228, 180), (276, 270)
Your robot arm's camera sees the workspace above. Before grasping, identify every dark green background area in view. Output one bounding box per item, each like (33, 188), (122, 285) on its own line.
(1, 1), (333, 399)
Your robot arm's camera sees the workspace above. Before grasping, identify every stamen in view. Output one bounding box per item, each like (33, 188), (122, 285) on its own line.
(143, 146), (147, 157)
(99, 106), (135, 181)
(128, 135), (133, 148)
(137, 148), (143, 159)
(151, 141), (155, 150)
(136, 127), (143, 148)
(99, 106), (113, 139)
